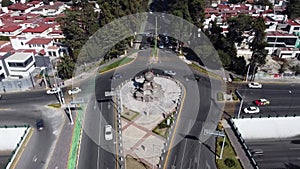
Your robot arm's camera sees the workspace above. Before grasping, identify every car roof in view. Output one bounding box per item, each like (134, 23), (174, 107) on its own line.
(260, 99), (267, 101)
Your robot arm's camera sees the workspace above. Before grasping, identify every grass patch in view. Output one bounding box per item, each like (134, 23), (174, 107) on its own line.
(233, 77), (244, 82)
(99, 57), (134, 73)
(121, 109), (139, 121)
(189, 63), (222, 80)
(67, 106), (84, 169)
(217, 92), (224, 101)
(126, 155), (149, 169)
(152, 114), (174, 138)
(48, 103), (61, 108)
(216, 123), (243, 169)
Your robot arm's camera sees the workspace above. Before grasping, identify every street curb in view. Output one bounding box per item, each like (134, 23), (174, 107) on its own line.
(162, 81), (186, 169)
(8, 127), (34, 169)
(99, 52), (138, 75)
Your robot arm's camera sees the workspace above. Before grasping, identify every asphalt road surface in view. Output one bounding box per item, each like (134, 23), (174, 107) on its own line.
(77, 71), (119, 169)
(0, 91), (63, 169)
(246, 137), (300, 169)
(238, 83), (300, 118)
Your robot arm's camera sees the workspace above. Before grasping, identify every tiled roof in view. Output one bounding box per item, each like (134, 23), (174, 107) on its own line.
(0, 44), (14, 53)
(0, 25), (22, 32)
(286, 19), (300, 26)
(22, 25), (50, 33)
(8, 3), (30, 11)
(26, 38), (52, 45)
(267, 31), (297, 37)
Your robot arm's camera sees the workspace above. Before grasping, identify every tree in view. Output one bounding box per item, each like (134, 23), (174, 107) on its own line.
(1, 0), (13, 7)
(57, 56), (75, 80)
(286, 0), (300, 19)
(230, 56), (246, 75)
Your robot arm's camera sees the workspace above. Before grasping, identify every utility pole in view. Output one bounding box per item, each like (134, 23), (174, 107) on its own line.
(245, 64), (251, 82)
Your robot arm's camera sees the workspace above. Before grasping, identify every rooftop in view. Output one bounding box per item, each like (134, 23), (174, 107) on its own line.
(22, 25), (50, 33)
(8, 3), (31, 11)
(0, 25), (22, 32)
(6, 52), (33, 62)
(26, 38), (52, 45)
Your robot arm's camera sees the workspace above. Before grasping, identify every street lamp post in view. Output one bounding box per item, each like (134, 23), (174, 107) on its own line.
(204, 129), (226, 159)
(67, 104), (74, 125)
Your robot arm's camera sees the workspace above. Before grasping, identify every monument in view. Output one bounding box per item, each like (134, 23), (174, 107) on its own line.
(133, 71), (164, 102)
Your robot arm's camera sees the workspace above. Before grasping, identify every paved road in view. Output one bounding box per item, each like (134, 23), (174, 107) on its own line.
(156, 50), (224, 169)
(237, 83), (300, 118)
(246, 137), (300, 169)
(77, 72), (119, 169)
(0, 104), (63, 169)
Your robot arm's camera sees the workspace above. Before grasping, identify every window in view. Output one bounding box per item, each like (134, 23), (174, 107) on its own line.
(21, 42), (24, 45)
(294, 27), (300, 30)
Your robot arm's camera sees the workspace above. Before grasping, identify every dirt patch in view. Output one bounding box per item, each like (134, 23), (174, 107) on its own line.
(126, 155), (150, 169)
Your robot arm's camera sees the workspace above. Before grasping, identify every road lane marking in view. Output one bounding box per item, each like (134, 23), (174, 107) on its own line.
(113, 96), (119, 169)
(97, 147), (100, 169)
(163, 84), (186, 169)
(10, 128), (34, 169)
(97, 102), (103, 169)
(197, 140), (202, 168)
(180, 120), (192, 169)
(289, 147), (300, 150)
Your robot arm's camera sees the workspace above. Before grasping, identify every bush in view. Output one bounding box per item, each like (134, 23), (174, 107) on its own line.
(224, 158), (235, 167)
(232, 93), (238, 100)
(218, 141), (228, 148)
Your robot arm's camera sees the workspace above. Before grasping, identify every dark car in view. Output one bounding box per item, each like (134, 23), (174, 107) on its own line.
(111, 73), (123, 80)
(36, 119), (44, 131)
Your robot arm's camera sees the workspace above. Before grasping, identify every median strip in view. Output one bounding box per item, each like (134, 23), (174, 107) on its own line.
(67, 106), (83, 169)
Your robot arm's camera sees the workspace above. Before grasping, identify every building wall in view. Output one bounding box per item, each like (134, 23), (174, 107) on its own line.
(4, 54), (36, 78)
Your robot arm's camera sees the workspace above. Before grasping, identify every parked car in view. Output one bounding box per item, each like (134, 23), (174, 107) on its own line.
(254, 99), (270, 106)
(68, 87), (82, 95)
(164, 70), (176, 76)
(36, 119), (44, 131)
(46, 87), (61, 94)
(244, 106), (260, 114)
(105, 125), (113, 141)
(248, 82), (262, 88)
(111, 73), (123, 80)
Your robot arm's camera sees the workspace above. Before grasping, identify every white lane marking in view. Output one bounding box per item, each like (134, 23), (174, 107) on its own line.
(97, 102), (103, 169)
(197, 141), (202, 168)
(206, 160), (211, 169)
(180, 120), (192, 169)
(289, 147), (300, 150)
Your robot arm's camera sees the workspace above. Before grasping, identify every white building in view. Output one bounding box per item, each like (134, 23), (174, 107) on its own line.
(4, 52), (35, 78)
(266, 31), (300, 54)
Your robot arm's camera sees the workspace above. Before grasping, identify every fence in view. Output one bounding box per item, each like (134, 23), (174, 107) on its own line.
(227, 118), (260, 169)
(1, 125), (31, 169)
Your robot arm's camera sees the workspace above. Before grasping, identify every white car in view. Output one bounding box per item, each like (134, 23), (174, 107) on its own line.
(46, 87), (61, 94)
(105, 125), (113, 141)
(244, 106), (260, 114)
(164, 70), (176, 76)
(248, 82), (262, 88)
(68, 87), (82, 95)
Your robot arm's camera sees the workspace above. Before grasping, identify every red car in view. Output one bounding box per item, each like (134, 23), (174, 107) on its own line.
(254, 99), (270, 106)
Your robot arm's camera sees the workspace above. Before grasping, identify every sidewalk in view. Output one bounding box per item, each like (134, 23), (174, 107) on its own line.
(222, 119), (254, 169)
(47, 110), (75, 169)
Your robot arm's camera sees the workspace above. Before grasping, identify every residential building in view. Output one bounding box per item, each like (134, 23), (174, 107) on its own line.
(4, 52), (35, 79)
